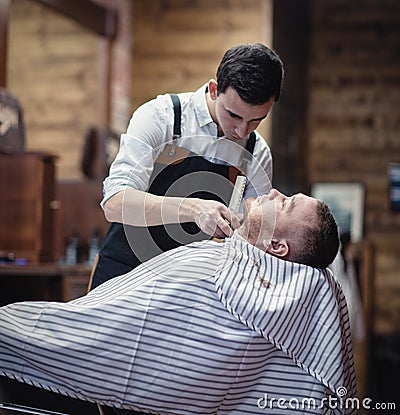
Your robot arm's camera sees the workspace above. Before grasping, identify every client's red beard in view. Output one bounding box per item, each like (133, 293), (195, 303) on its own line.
(238, 198), (263, 246)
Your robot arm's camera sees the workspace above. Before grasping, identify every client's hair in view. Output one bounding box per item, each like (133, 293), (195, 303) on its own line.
(295, 201), (340, 268)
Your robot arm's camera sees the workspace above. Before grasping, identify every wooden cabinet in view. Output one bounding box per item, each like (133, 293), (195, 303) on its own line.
(0, 264), (91, 306)
(0, 152), (57, 263)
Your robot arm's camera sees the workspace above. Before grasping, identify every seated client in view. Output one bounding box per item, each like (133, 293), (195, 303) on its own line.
(0, 189), (356, 415)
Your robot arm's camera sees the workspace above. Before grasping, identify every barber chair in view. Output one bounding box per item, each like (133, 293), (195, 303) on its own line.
(0, 377), (149, 415)
(0, 376), (99, 414)
(0, 402), (70, 414)
(0, 258), (148, 415)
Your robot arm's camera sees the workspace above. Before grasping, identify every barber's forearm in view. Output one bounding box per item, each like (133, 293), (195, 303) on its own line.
(103, 189), (237, 237)
(103, 189), (200, 227)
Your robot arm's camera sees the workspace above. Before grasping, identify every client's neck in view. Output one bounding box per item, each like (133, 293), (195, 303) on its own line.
(237, 226), (261, 249)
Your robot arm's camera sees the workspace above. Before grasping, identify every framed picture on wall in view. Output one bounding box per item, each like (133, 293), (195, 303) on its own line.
(388, 162), (400, 212)
(311, 182), (365, 243)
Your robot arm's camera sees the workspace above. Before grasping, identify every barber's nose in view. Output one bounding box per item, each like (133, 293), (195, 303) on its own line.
(235, 121), (250, 138)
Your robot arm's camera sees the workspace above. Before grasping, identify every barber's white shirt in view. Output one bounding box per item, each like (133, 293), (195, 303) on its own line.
(0, 235), (356, 414)
(101, 84), (273, 207)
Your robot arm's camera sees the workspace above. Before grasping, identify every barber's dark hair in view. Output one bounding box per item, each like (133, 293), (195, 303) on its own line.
(216, 43), (284, 105)
(296, 201), (340, 268)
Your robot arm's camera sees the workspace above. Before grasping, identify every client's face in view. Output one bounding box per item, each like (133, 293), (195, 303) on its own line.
(240, 189), (318, 247)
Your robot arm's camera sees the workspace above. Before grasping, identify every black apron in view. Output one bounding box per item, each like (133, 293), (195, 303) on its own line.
(91, 97), (256, 289)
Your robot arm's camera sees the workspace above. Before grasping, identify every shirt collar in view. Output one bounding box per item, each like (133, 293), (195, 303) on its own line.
(192, 83), (215, 129)
(191, 84), (253, 143)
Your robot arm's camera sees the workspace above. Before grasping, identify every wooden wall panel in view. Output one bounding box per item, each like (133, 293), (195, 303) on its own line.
(6, 0), (272, 176)
(373, 240), (400, 334)
(8, 0), (99, 179)
(131, 0), (273, 141)
(0, 0), (10, 87)
(307, 0), (400, 334)
(6, 0), (132, 179)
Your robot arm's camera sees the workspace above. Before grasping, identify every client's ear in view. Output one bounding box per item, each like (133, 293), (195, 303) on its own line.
(263, 239), (289, 258)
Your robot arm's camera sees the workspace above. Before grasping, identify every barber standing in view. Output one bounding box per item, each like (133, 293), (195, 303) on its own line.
(90, 43), (284, 289)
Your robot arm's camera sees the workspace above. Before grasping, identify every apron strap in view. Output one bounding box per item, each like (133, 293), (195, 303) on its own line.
(246, 131), (256, 154)
(170, 94), (182, 138)
(168, 94), (182, 156)
(241, 131), (256, 174)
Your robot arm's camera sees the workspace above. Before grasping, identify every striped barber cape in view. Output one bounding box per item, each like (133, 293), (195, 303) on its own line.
(0, 235), (356, 414)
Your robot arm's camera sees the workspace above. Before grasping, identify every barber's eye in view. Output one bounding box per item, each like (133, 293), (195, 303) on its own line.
(228, 111), (240, 119)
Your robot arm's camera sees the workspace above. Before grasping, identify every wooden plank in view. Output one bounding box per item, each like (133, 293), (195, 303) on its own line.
(0, 0), (10, 87)
(8, 0), (101, 180)
(306, 0), (400, 338)
(309, 149), (400, 173)
(309, 130), (399, 152)
(33, 0), (117, 39)
(131, 0), (270, 118)
(133, 0), (264, 31)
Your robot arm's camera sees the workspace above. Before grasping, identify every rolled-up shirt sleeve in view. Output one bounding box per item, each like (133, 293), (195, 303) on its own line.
(101, 87), (274, 210)
(101, 96), (173, 208)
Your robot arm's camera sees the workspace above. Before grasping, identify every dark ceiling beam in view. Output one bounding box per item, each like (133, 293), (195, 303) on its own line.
(33, 0), (117, 39)
(0, 0), (10, 87)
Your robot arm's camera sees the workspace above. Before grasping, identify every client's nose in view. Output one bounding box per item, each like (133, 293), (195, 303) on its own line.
(268, 188), (281, 199)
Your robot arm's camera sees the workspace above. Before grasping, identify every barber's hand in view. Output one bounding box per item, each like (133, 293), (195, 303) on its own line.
(194, 200), (241, 238)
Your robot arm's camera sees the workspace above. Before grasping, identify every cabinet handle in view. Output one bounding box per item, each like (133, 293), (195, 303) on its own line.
(49, 200), (61, 210)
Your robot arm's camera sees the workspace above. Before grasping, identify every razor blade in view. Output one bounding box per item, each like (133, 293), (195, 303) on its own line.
(228, 175), (247, 213)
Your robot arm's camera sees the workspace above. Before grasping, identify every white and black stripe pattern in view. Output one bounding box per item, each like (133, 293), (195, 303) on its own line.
(215, 238), (356, 401)
(0, 237), (356, 414)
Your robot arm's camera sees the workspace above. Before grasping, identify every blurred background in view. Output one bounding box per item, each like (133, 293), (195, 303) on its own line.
(0, 0), (399, 411)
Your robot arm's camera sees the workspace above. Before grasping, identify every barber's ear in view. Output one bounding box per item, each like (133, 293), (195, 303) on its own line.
(263, 239), (289, 258)
(208, 79), (218, 100)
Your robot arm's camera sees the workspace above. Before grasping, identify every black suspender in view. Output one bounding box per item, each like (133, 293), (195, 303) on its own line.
(246, 131), (256, 154)
(170, 94), (182, 138)
(241, 131), (256, 174)
(168, 93), (256, 167)
(168, 94), (182, 156)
